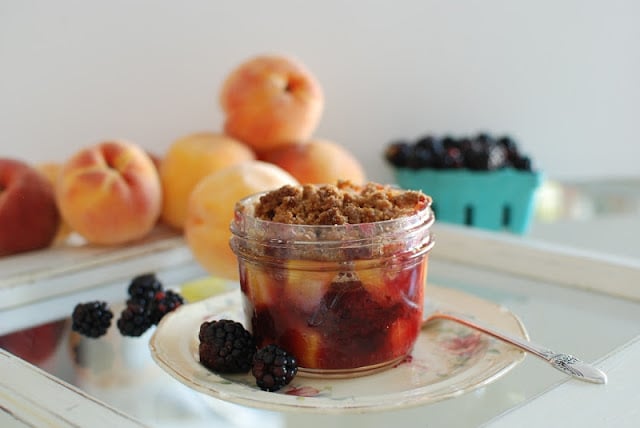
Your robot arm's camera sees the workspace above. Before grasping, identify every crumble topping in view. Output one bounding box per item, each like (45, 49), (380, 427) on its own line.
(253, 181), (428, 225)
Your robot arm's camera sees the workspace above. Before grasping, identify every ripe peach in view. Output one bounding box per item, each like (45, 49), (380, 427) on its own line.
(36, 162), (73, 245)
(260, 138), (366, 185)
(184, 160), (298, 280)
(56, 140), (162, 245)
(0, 158), (60, 256)
(159, 132), (255, 230)
(220, 54), (324, 153)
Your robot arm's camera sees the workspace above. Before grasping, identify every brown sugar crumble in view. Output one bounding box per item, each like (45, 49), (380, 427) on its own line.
(253, 181), (429, 225)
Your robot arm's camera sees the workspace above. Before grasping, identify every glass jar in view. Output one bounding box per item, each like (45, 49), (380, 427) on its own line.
(230, 190), (435, 378)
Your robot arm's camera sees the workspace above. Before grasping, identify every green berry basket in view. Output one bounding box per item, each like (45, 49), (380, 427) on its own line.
(393, 167), (544, 234)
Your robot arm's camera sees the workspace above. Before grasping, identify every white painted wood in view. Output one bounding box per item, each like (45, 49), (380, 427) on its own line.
(431, 223), (640, 302)
(0, 349), (147, 427)
(484, 335), (640, 428)
(0, 226), (191, 310)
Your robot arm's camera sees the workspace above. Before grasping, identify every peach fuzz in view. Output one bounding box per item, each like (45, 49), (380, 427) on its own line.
(184, 161), (298, 280)
(56, 140), (162, 245)
(159, 132), (255, 230)
(260, 138), (366, 185)
(0, 158), (60, 256)
(220, 54), (324, 153)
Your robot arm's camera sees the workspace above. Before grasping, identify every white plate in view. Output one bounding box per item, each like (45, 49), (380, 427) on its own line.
(149, 286), (527, 413)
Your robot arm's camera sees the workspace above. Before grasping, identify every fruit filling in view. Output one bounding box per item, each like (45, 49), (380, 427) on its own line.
(241, 261), (426, 370)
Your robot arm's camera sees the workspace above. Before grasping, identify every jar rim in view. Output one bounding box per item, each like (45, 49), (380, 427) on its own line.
(230, 190), (435, 243)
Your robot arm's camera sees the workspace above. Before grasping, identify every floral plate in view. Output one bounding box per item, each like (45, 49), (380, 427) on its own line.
(149, 286), (527, 413)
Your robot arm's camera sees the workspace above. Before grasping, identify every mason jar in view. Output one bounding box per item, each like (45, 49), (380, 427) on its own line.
(230, 187), (435, 378)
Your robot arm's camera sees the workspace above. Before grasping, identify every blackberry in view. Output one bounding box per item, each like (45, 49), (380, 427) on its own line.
(465, 140), (507, 170)
(457, 137), (473, 153)
(497, 135), (519, 162)
(385, 133), (533, 172)
(407, 143), (435, 169)
(428, 139), (449, 169)
(384, 141), (412, 168)
(442, 146), (464, 168)
(441, 135), (458, 149)
(473, 132), (492, 145)
(199, 319), (256, 373)
(252, 344), (298, 392)
(513, 155), (532, 171)
(71, 301), (113, 338)
(117, 302), (153, 337)
(149, 290), (184, 325)
(415, 135), (436, 150)
(127, 273), (163, 308)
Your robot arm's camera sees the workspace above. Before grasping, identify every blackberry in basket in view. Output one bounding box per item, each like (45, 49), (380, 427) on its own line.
(385, 132), (542, 234)
(385, 132), (534, 172)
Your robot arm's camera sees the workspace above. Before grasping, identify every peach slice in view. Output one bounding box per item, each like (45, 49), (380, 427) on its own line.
(282, 260), (334, 313)
(386, 317), (422, 359)
(240, 264), (282, 309)
(356, 258), (428, 308)
(279, 327), (322, 369)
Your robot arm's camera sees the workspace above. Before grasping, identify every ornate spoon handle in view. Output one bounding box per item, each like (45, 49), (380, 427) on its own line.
(424, 310), (607, 384)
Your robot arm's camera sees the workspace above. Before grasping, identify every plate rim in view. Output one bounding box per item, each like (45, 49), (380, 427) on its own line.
(149, 286), (528, 414)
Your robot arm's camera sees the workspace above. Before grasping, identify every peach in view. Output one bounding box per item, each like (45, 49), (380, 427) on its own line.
(56, 140), (162, 245)
(184, 160), (298, 280)
(159, 132), (255, 230)
(36, 162), (73, 245)
(260, 138), (366, 185)
(0, 158), (60, 256)
(220, 54), (324, 153)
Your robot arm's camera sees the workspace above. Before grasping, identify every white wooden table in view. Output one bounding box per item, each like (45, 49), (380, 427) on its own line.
(1, 219), (639, 427)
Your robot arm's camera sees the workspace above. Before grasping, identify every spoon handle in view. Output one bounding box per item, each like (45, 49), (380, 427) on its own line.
(425, 311), (608, 384)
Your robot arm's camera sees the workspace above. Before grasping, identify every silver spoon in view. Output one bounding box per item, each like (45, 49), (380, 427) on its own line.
(423, 304), (608, 384)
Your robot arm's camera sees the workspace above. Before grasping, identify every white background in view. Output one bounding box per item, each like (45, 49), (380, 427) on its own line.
(1, 0), (639, 184)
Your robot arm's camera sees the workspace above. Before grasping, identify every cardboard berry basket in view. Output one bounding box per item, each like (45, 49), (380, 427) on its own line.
(393, 167), (544, 234)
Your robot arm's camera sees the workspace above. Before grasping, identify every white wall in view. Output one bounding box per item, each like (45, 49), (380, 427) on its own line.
(2, 0), (639, 184)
